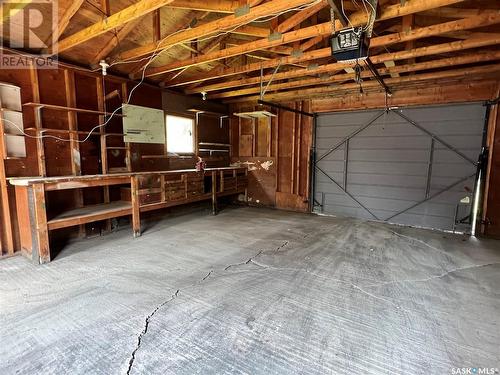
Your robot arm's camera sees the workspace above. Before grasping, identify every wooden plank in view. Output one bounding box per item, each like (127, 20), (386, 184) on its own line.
(47, 201), (132, 230)
(166, 0), (239, 13)
(225, 63), (500, 103)
(32, 183), (50, 264)
(54, 0), (85, 43)
(23, 102), (124, 116)
(211, 170), (217, 215)
(15, 186), (32, 255)
(0, 115), (14, 254)
(64, 69), (85, 237)
(55, 0), (176, 53)
(29, 62), (46, 177)
(120, 0), (317, 63)
(131, 177), (141, 237)
(144, 0), (468, 78)
(44, 177), (130, 191)
(92, 17), (143, 64)
(210, 49), (500, 98)
(175, 11), (500, 90)
(311, 80), (498, 112)
(276, 0), (328, 33)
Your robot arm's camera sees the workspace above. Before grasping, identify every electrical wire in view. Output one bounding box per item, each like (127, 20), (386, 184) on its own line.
(3, 0), (322, 143)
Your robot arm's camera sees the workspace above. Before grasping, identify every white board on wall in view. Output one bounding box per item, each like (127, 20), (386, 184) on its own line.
(122, 104), (166, 144)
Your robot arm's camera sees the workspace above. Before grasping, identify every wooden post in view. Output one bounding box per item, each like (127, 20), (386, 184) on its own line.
(160, 175), (166, 202)
(244, 168), (249, 203)
(64, 69), (85, 238)
(29, 62), (46, 177)
(131, 176), (141, 238)
(0, 114), (14, 254)
(211, 170), (218, 215)
(32, 183), (50, 264)
(97, 77), (112, 233)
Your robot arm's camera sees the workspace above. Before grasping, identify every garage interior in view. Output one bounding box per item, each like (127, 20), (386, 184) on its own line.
(1, 0), (500, 374)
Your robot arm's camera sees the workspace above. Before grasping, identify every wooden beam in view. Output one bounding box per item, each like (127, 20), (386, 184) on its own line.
(118, 0), (318, 62)
(157, 0), (472, 81)
(187, 16), (500, 94)
(224, 64), (500, 103)
(153, 9), (161, 42)
(311, 80), (498, 112)
(53, 0), (85, 43)
(299, 35), (325, 51)
(275, 0), (328, 33)
(421, 7), (498, 19)
(55, 0), (176, 53)
(209, 51), (500, 99)
(92, 18), (142, 64)
(165, 0), (239, 13)
(232, 25), (270, 38)
(212, 31), (500, 94)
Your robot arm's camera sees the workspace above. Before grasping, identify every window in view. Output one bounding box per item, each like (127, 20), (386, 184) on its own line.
(166, 114), (195, 154)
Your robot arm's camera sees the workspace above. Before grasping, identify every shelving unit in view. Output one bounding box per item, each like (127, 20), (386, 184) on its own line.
(0, 82), (24, 255)
(23, 102), (125, 117)
(20, 71), (132, 240)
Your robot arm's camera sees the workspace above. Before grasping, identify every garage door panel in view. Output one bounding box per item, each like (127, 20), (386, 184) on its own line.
(314, 103), (485, 232)
(431, 163), (476, 178)
(323, 192), (359, 206)
(316, 161), (345, 173)
(358, 196), (419, 212)
(348, 161), (429, 176)
(316, 139), (347, 151)
(412, 120), (484, 136)
(322, 204), (374, 220)
(347, 173), (427, 188)
(347, 184), (425, 201)
(316, 126), (361, 139)
(403, 104), (485, 123)
(348, 149), (430, 163)
(432, 136), (482, 150)
(433, 148), (479, 163)
(317, 111), (380, 127)
(358, 122), (423, 137)
(316, 172), (344, 184)
(349, 136), (430, 150)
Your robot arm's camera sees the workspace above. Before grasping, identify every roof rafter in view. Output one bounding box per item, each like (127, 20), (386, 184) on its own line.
(209, 50), (500, 99)
(141, 0), (469, 79)
(117, 0), (318, 62)
(225, 63), (500, 103)
(183, 12), (500, 93)
(54, 0), (177, 53)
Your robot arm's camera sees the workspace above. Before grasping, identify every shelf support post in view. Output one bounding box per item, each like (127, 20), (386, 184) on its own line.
(131, 176), (141, 238)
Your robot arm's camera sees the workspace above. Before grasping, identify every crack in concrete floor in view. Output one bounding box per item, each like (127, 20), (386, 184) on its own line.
(125, 228), (500, 374)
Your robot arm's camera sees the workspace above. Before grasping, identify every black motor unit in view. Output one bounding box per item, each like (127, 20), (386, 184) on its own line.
(330, 27), (369, 62)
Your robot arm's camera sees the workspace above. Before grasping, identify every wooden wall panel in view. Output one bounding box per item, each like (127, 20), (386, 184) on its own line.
(230, 101), (313, 212)
(484, 100), (500, 238)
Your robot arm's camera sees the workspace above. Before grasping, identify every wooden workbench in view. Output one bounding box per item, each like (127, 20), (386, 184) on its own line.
(10, 167), (248, 264)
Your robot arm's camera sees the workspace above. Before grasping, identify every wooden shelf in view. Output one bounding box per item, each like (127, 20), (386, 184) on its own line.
(25, 128), (101, 136)
(47, 201), (132, 230)
(23, 102), (125, 117)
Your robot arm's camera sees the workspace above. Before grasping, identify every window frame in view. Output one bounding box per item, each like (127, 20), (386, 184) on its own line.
(165, 112), (196, 156)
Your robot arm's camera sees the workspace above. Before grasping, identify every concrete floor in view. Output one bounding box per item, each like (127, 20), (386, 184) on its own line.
(1, 207), (499, 375)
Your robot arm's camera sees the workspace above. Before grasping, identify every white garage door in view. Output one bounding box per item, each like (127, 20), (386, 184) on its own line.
(313, 103), (486, 232)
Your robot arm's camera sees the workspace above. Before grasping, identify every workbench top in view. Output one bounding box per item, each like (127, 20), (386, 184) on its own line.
(9, 167), (246, 186)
